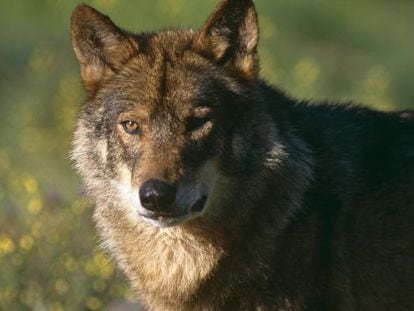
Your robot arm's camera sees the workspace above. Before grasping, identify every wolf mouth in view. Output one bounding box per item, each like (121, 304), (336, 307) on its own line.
(191, 195), (208, 213)
(140, 213), (189, 228)
(139, 195), (208, 227)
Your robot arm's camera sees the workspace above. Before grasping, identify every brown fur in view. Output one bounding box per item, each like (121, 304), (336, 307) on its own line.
(71, 1), (414, 310)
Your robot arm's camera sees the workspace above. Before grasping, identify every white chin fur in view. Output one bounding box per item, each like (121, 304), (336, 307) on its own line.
(139, 212), (202, 228)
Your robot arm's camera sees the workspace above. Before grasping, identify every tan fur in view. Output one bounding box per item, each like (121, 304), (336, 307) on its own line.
(71, 1), (414, 310)
(71, 4), (138, 92)
(97, 215), (225, 310)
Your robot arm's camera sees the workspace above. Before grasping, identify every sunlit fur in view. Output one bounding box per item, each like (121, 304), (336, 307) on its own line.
(71, 1), (414, 310)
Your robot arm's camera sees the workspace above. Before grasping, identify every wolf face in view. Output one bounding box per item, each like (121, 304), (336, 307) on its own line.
(71, 1), (273, 228)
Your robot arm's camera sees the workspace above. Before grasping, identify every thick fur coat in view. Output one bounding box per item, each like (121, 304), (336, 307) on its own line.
(71, 1), (414, 310)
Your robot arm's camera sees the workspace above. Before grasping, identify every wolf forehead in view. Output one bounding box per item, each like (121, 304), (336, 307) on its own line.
(100, 45), (230, 107)
(82, 39), (253, 138)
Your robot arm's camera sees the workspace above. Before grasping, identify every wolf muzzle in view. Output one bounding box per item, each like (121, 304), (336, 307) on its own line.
(139, 179), (176, 213)
(137, 178), (208, 228)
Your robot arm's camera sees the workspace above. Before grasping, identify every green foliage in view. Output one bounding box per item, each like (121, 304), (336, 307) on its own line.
(0, 0), (413, 309)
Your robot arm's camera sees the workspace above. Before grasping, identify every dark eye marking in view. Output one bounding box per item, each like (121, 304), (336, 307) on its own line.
(187, 107), (214, 133)
(186, 116), (212, 133)
(121, 120), (141, 135)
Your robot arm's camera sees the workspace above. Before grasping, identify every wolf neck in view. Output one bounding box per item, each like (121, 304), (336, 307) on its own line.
(97, 210), (228, 307)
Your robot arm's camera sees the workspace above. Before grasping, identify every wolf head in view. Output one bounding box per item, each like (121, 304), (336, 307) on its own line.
(71, 0), (280, 228)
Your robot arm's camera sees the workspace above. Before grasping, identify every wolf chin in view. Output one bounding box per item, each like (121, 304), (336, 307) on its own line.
(71, 0), (414, 310)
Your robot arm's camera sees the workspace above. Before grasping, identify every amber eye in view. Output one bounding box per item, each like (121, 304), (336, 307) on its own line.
(121, 121), (141, 135)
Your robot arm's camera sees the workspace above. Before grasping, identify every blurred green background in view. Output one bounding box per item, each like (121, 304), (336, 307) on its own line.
(0, 0), (413, 310)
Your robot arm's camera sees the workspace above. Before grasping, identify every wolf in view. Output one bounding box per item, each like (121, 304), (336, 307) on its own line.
(70, 0), (414, 310)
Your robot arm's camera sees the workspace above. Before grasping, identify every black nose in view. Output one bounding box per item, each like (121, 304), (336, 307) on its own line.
(139, 179), (176, 212)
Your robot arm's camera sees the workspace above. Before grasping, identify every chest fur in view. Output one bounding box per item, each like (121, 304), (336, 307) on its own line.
(98, 218), (224, 302)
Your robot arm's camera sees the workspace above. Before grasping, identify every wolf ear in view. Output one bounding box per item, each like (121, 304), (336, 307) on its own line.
(193, 0), (259, 81)
(71, 4), (138, 92)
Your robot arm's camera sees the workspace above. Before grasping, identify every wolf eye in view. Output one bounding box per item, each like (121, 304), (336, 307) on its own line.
(186, 117), (211, 133)
(121, 121), (141, 135)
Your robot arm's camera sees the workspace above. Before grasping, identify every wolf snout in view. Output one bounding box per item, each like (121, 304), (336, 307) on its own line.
(139, 179), (176, 213)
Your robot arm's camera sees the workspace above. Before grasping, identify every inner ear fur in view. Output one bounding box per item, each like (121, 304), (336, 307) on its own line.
(71, 4), (138, 92)
(193, 0), (259, 81)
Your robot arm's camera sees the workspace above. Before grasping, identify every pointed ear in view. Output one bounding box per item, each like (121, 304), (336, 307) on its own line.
(193, 0), (259, 81)
(71, 4), (138, 92)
